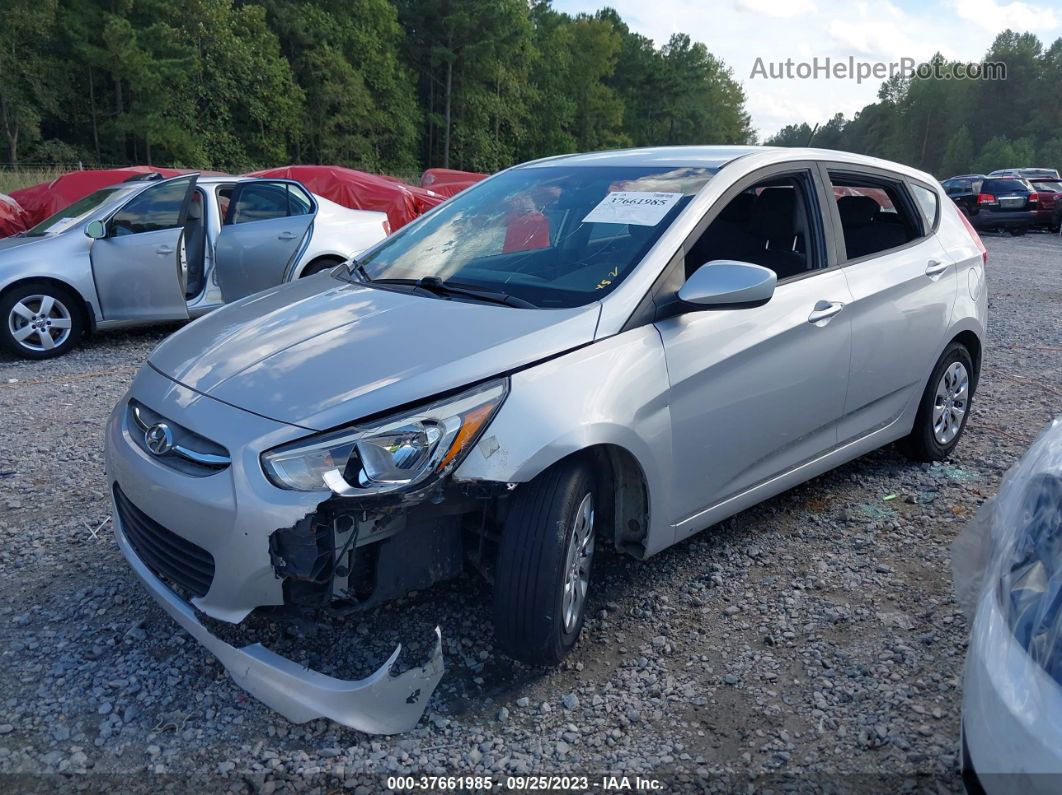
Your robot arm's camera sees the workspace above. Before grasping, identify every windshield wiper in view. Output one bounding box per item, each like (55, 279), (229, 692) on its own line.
(338, 258), (371, 284)
(370, 276), (536, 309)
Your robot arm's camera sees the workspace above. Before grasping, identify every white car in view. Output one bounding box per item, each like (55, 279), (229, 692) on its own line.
(958, 418), (1062, 795)
(0, 174), (389, 359)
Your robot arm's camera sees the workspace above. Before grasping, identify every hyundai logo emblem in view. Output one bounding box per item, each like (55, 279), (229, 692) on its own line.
(144, 423), (174, 456)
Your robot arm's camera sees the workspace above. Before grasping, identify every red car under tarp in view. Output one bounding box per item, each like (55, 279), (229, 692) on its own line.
(0, 193), (29, 238)
(10, 166), (228, 228)
(247, 165), (446, 230)
(420, 168), (487, 189)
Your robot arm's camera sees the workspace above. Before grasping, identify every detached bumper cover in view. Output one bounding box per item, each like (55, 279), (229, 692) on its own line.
(115, 521), (445, 734)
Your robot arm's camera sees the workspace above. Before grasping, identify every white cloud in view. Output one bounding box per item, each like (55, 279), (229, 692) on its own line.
(952, 0), (1058, 33)
(735, 0), (817, 18)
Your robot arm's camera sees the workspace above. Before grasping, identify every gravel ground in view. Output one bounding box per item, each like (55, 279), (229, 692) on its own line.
(0, 233), (1059, 792)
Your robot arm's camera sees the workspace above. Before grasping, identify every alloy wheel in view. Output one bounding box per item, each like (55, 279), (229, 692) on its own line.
(8, 294), (74, 353)
(932, 361), (969, 445)
(561, 492), (595, 633)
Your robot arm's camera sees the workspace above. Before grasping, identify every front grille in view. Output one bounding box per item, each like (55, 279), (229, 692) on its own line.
(114, 484), (215, 598)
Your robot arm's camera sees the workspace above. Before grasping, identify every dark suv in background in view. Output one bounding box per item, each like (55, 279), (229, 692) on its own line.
(942, 175), (1041, 234)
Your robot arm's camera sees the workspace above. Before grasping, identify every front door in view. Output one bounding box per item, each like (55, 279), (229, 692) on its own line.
(657, 168), (853, 535)
(90, 175), (197, 321)
(214, 180), (316, 301)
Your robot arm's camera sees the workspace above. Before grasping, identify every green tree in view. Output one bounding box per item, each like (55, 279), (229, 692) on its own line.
(940, 126), (975, 176)
(0, 0), (60, 165)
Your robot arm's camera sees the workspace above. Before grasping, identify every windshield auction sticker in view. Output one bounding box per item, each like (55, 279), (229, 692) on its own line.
(582, 191), (682, 226)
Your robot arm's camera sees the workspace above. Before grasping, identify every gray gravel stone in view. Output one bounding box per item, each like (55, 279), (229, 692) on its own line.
(0, 236), (1057, 787)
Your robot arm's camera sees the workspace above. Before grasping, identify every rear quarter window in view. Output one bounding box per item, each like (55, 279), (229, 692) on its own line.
(911, 185), (939, 231)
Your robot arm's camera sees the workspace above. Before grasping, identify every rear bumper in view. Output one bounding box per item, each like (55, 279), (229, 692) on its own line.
(114, 514), (444, 734)
(970, 210), (1036, 230)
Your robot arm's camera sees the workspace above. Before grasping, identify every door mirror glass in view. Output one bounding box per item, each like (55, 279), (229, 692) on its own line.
(85, 220), (107, 239)
(678, 261), (777, 308)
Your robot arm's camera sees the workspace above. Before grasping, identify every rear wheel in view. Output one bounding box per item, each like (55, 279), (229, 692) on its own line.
(902, 342), (975, 462)
(1008, 227), (1027, 236)
(1, 282), (84, 360)
(493, 458), (599, 666)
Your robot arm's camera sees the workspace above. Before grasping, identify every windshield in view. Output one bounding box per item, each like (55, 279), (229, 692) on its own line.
(353, 165), (715, 308)
(24, 188), (121, 237)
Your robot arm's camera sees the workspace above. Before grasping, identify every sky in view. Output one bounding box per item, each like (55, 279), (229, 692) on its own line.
(554, 0), (1062, 140)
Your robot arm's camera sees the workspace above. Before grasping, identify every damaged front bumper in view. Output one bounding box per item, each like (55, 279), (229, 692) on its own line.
(115, 518), (445, 734)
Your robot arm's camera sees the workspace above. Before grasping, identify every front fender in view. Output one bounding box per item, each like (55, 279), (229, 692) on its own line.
(454, 325), (676, 556)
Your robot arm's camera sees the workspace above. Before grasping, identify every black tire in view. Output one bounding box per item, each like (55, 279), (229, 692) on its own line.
(902, 342), (975, 462)
(0, 282), (84, 360)
(493, 458), (600, 666)
(299, 257), (343, 278)
(1008, 227), (1027, 236)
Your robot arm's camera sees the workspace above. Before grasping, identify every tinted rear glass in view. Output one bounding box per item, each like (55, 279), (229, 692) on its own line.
(982, 179), (1027, 193)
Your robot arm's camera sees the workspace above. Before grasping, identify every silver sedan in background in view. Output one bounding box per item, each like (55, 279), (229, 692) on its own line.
(106, 146), (987, 732)
(0, 174), (389, 358)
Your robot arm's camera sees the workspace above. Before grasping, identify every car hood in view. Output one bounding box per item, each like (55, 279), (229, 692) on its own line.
(149, 276), (601, 430)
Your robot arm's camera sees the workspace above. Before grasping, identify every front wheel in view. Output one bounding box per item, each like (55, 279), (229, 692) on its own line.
(493, 459), (599, 666)
(902, 342), (975, 462)
(1, 283), (84, 359)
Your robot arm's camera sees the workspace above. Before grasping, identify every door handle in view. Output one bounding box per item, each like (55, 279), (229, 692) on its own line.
(808, 300), (844, 324)
(155, 245), (175, 255)
(925, 259), (949, 277)
(277, 231), (297, 241)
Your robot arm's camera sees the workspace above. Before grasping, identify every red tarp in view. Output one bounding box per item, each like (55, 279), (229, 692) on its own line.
(10, 166), (228, 228)
(248, 165), (447, 230)
(0, 193), (29, 237)
(420, 168), (487, 189)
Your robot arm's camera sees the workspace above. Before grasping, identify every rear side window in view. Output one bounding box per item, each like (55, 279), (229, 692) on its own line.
(228, 182), (314, 224)
(110, 178), (193, 236)
(827, 173), (921, 260)
(910, 184), (939, 231)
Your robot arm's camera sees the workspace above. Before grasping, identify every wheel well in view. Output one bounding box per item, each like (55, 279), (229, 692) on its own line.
(299, 255), (344, 278)
(566, 445), (650, 559)
(951, 330), (982, 390)
(1, 277), (91, 331)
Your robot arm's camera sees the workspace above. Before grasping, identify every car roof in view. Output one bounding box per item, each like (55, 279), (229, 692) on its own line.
(520, 145), (768, 170)
(517, 145), (937, 183)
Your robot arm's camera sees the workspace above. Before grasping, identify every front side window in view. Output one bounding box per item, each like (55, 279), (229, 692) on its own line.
(109, 177), (193, 236)
(685, 171), (825, 282)
(828, 173), (921, 260)
(25, 188), (121, 237)
(353, 165), (715, 309)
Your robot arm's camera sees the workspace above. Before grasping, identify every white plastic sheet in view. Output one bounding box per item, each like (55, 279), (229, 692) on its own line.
(953, 416), (1062, 689)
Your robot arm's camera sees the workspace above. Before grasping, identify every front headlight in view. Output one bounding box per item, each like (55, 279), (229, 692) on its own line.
(262, 379), (508, 494)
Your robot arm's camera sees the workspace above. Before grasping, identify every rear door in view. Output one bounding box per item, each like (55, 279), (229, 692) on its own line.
(214, 180), (316, 301)
(90, 175), (197, 321)
(821, 166), (957, 444)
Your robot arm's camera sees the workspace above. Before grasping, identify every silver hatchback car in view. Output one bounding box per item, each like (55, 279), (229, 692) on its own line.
(106, 146), (987, 733)
(0, 174), (388, 359)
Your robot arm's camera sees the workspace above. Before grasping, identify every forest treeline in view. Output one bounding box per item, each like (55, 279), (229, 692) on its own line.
(0, 0), (753, 173)
(3, 2), (1058, 178)
(767, 32), (1062, 177)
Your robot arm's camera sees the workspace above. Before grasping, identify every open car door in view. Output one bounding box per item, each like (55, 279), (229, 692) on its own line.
(89, 175), (197, 321)
(214, 180), (317, 302)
